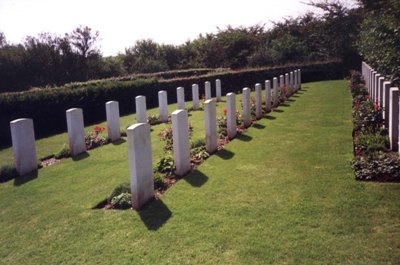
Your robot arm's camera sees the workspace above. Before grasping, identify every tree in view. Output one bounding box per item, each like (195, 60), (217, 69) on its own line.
(67, 25), (100, 58)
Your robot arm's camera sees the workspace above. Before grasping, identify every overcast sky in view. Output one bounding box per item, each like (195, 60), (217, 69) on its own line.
(0, 0), (357, 56)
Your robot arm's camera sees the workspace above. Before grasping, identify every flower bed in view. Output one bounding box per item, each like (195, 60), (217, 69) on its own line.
(349, 70), (400, 181)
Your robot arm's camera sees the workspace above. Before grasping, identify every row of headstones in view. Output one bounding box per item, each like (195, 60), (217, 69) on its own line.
(9, 69), (301, 200)
(361, 62), (400, 152)
(128, 69), (302, 209)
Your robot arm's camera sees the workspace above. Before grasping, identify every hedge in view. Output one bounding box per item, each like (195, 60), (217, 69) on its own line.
(0, 60), (345, 147)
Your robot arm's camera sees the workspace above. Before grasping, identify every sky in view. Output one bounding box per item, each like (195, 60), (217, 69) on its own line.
(0, 0), (357, 56)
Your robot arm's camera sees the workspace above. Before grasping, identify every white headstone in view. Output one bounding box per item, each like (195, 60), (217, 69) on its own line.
(135, 95), (147, 123)
(279, 75), (284, 91)
(265, 80), (271, 113)
(172, 109), (191, 176)
(192, 84), (200, 110)
(389, 88), (399, 151)
(127, 123), (154, 210)
(227, 93), (237, 140)
(216, 79), (222, 102)
(273, 77), (278, 107)
(383, 81), (391, 126)
(285, 73), (290, 98)
(242, 87), (251, 128)
(158, 91), (168, 122)
(294, 70), (298, 91)
(66, 108), (86, 156)
(374, 74), (381, 102)
(378, 77), (385, 106)
(10, 118), (37, 176)
(205, 81), (211, 100)
(298, 69), (301, 89)
(177, 87), (185, 110)
(289, 71), (294, 95)
(204, 99), (217, 154)
(106, 101), (121, 142)
(255, 83), (262, 119)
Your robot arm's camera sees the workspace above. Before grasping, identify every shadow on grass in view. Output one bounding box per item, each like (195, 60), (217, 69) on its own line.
(184, 169), (208, 187)
(14, 170), (38, 186)
(291, 95), (300, 98)
(215, 149), (235, 160)
(274, 109), (284, 113)
(280, 103), (291, 107)
(286, 99), (296, 102)
(237, 134), (252, 142)
(138, 198), (172, 231)
(252, 123), (265, 129)
(72, 152), (90, 161)
(264, 115), (276, 120)
(111, 138), (126, 146)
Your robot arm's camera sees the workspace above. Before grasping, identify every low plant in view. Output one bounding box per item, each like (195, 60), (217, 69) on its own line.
(154, 155), (175, 176)
(355, 130), (390, 155)
(352, 154), (400, 181)
(111, 192), (132, 209)
(190, 145), (210, 161)
(153, 172), (166, 190)
(353, 100), (383, 132)
(0, 164), (18, 182)
(159, 127), (174, 152)
(85, 125), (108, 149)
(54, 144), (71, 159)
(107, 182), (131, 204)
(147, 114), (162, 125)
(120, 128), (127, 137)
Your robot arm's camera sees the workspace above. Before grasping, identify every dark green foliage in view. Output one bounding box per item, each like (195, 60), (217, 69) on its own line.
(107, 183), (131, 204)
(0, 164), (18, 182)
(153, 172), (166, 190)
(154, 155), (175, 175)
(110, 192), (132, 209)
(357, 0), (400, 86)
(54, 144), (71, 159)
(355, 130), (390, 155)
(190, 139), (206, 149)
(352, 155), (400, 181)
(352, 100), (383, 132)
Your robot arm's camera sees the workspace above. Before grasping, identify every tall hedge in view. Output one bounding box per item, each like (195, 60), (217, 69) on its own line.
(358, 0), (400, 85)
(0, 60), (344, 147)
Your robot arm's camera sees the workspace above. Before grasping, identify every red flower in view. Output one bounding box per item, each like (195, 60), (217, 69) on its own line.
(373, 102), (379, 110)
(94, 125), (106, 131)
(223, 108), (227, 115)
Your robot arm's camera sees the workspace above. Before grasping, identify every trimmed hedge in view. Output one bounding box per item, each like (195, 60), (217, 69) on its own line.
(0, 60), (345, 147)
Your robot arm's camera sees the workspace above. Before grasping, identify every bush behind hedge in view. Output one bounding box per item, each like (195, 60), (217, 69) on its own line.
(0, 60), (345, 147)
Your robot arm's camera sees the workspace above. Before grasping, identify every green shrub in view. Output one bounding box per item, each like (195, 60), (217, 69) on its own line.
(154, 172), (166, 190)
(111, 192), (132, 209)
(353, 100), (383, 132)
(147, 114), (162, 125)
(355, 131), (390, 155)
(190, 145), (210, 161)
(107, 183), (131, 203)
(54, 144), (71, 159)
(154, 155), (175, 175)
(190, 139), (206, 149)
(352, 154), (400, 181)
(0, 164), (18, 182)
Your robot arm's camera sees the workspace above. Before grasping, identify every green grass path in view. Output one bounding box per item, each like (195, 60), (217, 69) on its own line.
(1, 80), (399, 264)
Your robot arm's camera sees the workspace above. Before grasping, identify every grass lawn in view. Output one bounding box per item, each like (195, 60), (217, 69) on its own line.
(1, 80), (399, 264)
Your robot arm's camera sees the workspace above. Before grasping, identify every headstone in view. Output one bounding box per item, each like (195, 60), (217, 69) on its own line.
(294, 70), (298, 91)
(177, 87), (185, 109)
(135, 95), (147, 123)
(289, 71), (294, 95)
(192, 84), (199, 110)
(298, 69), (301, 90)
(226, 93), (237, 140)
(279, 75), (284, 93)
(10, 118), (37, 176)
(242, 87), (251, 128)
(205, 81), (211, 100)
(216, 79), (222, 102)
(255, 83), (262, 119)
(383, 81), (391, 126)
(158, 91), (169, 122)
(378, 77), (385, 106)
(265, 80), (271, 113)
(106, 101), (121, 142)
(273, 77), (278, 107)
(204, 99), (217, 154)
(127, 123), (154, 210)
(389, 88), (399, 151)
(66, 108), (86, 156)
(172, 109), (191, 176)
(374, 74), (381, 102)
(285, 73), (290, 98)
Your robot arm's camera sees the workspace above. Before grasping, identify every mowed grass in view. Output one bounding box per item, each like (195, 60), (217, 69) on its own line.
(1, 80), (399, 264)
